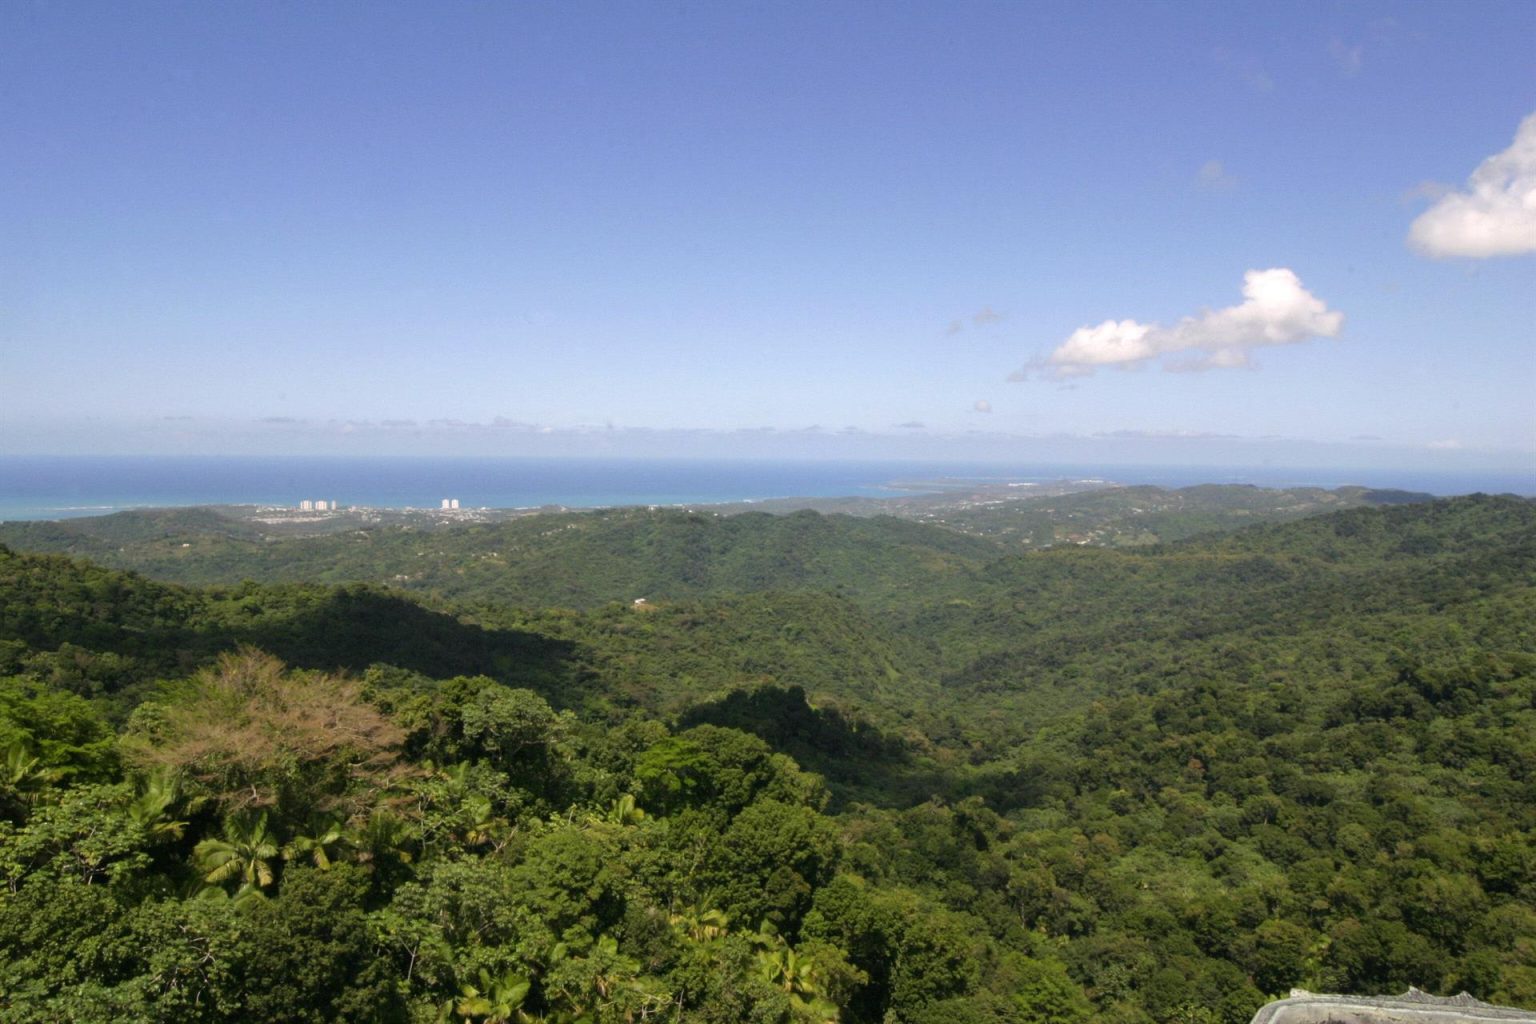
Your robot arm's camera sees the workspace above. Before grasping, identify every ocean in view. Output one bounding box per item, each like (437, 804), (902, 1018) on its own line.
(0, 455), (1532, 522)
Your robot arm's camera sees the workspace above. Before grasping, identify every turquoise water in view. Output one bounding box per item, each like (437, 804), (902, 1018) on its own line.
(0, 455), (1531, 521)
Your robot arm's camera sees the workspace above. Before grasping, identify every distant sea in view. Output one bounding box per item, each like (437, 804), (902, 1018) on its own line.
(0, 455), (1532, 522)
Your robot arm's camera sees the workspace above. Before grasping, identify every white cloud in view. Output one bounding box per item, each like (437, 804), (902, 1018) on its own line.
(1044, 320), (1155, 375)
(1328, 38), (1363, 76)
(973, 399), (992, 414)
(1197, 160), (1236, 190)
(1014, 269), (1343, 380)
(1428, 438), (1463, 450)
(1408, 112), (1536, 258)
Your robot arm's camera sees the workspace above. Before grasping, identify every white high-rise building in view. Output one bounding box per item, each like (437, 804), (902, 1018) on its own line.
(441, 498), (451, 509)
(300, 500), (313, 511)
(450, 498), (460, 509)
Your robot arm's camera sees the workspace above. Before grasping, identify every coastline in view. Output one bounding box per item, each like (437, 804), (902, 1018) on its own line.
(1, 454), (1533, 523)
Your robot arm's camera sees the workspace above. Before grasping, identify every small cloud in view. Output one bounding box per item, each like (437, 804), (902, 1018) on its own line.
(1095, 429), (1239, 440)
(947, 308), (1003, 335)
(1351, 434), (1383, 441)
(1428, 438), (1463, 450)
(895, 420), (926, 429)
(1014, 268), (1343, 380)
(260, 416), (300, 424)
(1328, 38), (1363, 75)
(1213, 46), (1275, 93)
(973, 399), (992, 414)
(1197, 159), (1236, 191)
(1408, 112), (1536, 258)
(380, 418), (418, 428)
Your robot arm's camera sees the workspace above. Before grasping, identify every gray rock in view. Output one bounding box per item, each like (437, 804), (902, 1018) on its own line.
(1250, 988), (1536, 1023)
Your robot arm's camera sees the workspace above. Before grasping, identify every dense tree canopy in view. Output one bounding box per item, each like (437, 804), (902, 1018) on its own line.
(0, 494), (1533, 1021)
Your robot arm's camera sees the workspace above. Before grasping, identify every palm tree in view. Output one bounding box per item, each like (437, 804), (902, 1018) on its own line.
(3, 744), (42, 788)
(1, 743), (53, 816)
(193, 879), (271, 909)
(193, 812), (279, 891)
(127, 769), (188, 842)
(351, 808), (416, 872)
(754, 926), (839, 1023)
(441, 760), (472, 793)
(669, 901), (729, 942)
(606, 794), (646, 826)
(283, 815), (347, 869)
(453, 968), (530, 1023)
(460, 793), (510, 851)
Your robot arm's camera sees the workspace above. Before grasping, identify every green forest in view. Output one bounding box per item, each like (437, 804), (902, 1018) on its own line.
(1, 493), (1533, 1023)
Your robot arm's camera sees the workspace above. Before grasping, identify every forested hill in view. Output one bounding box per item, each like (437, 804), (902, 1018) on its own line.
(909, 492), (1536, 713)
(0, 507), (1002, 610)
(1, 495), (1533, 1022)
(0, 483), (1431, 610)
(0, 545), (581, 710)
(3, 495), (1532, 730)
(3, 495), (1531, 731)
(905, 483), (1431, 546)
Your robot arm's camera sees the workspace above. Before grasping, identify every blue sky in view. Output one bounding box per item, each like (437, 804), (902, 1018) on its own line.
(2, 0), (1533, 469)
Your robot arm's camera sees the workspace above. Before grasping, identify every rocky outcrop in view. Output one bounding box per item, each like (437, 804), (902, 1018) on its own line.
(1250, 988), (1536, 1023)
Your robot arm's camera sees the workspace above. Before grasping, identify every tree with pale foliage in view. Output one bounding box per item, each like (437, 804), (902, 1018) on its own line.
(121, 647), (407, 819)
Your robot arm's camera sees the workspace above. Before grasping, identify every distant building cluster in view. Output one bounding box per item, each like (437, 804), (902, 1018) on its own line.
(298, 499), (338, 511)
(441, 498), (461, 509)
